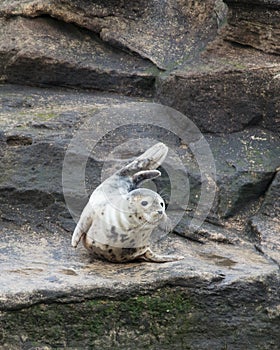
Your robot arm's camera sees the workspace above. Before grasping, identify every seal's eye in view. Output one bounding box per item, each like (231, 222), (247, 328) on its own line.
(160, 202), (164, 207)
(141, 200), (148, 206)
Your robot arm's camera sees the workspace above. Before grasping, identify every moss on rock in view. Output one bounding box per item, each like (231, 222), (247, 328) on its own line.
(1, 288), (192, 349)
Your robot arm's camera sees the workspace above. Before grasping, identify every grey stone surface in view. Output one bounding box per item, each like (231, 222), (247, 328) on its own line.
(1, 222), (279, 349)
(156, 50), (280, 133)
(0, 1), (279, 134)
(225, 0), (280, 9)
(206, 129), (280, 219)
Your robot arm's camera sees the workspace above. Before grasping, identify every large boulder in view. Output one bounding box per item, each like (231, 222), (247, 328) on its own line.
(1, 0), (279, 135)
(155, 0), (280, 134)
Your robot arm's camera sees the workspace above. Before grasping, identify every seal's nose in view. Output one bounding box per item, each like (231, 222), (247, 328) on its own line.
(158, 210), (163, 215)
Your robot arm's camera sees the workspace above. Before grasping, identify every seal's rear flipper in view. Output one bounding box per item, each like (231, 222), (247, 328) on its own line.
(132, 170), (161, 188)
(141, 248), (184, 263)
(119, 142), (168, 176)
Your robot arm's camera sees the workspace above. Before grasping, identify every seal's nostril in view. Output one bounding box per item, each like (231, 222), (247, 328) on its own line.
(158, 210), (163, 215)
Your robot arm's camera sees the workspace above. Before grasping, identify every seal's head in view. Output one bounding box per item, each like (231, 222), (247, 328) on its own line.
(127, 188), (166, 225)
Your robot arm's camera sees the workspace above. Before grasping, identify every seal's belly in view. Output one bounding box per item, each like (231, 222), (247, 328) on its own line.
(86, 202), (155, 248)
(82, 235), (147, 262)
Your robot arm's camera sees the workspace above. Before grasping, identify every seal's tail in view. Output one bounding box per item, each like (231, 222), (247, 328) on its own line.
(118, 142), (168, 176)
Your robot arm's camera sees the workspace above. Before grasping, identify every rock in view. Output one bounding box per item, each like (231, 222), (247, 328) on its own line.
(1, 85), (279, 234)
(174, 128), (280, 241)
(0, 224), (279, 349)
(1, 85), (279, 232)
(0, 84), (145, 229)
(0, 90), (195, 230)
(0, 16), (156, 96)
(155, 0), (280, 134)
(156, 40), (280, 133)
(0, 0), (227, 69)
(169, 127), (280, 243)
(224, 0), (280, 55)
(249, 170), (280, 264)
(206, 129), (280, 219)
(255, 170), (280, 221)
(1, 1), (279, 134)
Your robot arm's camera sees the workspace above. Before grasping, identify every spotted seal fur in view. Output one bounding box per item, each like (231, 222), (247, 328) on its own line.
(71, 142), (184, 263)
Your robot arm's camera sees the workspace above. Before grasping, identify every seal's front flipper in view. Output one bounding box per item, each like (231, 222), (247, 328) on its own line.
(71, 228), (85, 248)
(119, 143), (168, 176)
(141, 248), (184, 263)
(132, 170), (161, 188)
(71, 203), (93, 248)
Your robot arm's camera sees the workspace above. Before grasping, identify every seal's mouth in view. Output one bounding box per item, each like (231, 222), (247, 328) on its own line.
(143, 211), (166, 224)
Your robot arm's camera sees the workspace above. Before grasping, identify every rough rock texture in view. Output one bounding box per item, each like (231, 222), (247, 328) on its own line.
(0, 16), (156, 96)
(224, 0), (280, 55)
(1, 86), (279, 228)
(156, 41), (280, 133)
(0, 1), (279, 133)
(0, 0), (280, 348)
(206, 129), (279, 219)
(0, 0), (227, 69)
(249, 170), (280, 264)
(1, 224), (280, 349)
(155, 0), (280, 134)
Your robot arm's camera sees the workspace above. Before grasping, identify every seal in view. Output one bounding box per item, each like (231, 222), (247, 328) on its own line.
(71, 142), (184, 263)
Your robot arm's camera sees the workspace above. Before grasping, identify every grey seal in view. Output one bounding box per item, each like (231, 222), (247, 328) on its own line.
(71, 142), (184, 263)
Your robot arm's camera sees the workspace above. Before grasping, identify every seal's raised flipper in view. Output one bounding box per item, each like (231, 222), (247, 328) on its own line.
(132, 170), (161, 188)
(141, 248), (184, 263)
(119, 143), (168, 176)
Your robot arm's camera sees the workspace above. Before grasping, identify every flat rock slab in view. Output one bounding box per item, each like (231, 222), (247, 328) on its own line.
(1, 223), (276, 309)
(1, 223), (280, 349)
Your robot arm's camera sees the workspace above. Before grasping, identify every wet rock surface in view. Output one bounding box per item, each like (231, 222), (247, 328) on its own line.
(0, 1), (280, 349)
